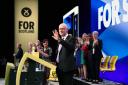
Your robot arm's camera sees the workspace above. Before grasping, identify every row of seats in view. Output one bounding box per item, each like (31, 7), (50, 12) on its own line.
(100, 56), (118, 72)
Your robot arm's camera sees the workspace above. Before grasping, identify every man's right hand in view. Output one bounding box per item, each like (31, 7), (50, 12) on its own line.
(52, 29), (60, 41)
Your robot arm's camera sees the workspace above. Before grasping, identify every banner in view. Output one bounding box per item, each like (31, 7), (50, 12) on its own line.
(15, 0), (38, 52)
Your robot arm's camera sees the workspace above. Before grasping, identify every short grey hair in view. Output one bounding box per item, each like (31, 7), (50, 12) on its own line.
(92, 31), (99, 35)
(59, 23), (68, 29)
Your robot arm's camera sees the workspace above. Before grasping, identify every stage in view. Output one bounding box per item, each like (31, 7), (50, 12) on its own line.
(73, 77), (122, 85)
(48, 77), (122, 85)
(0, 77), (123, 85)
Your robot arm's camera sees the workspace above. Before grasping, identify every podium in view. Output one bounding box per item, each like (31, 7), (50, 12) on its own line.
(16, 52), (57, 85)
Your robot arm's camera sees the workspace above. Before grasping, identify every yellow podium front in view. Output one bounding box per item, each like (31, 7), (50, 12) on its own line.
(16, 52), (58, 85)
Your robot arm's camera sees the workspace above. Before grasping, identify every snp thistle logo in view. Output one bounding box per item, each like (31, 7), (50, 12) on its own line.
(21, 7), (32, 17)
(18, 7), (34, 33)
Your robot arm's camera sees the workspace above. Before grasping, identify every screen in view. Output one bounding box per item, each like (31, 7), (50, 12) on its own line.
(63, 13), (74, 35)
(63, 13), (79, 37)
(91, 0), (128, 84)
(63, 6), (79, 37)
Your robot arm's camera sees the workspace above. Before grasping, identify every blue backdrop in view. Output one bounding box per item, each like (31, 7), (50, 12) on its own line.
(91, 0), (128, 84)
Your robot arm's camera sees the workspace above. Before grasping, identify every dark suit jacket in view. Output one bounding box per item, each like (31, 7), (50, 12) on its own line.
(15, 48), (23, 60)
(94, 39), (103, 58)
(57, 35), (75, 72)
(88, 39), (103, 59)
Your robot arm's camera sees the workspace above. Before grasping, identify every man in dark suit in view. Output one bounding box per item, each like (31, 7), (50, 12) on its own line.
(52, 23), (75, 85)
(91, 31), (103, 84)
(14, 43), (23, 67)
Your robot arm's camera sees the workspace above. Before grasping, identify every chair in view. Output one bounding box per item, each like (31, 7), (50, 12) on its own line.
(100, 56), (110, 71)
(5, 62), (15, 85)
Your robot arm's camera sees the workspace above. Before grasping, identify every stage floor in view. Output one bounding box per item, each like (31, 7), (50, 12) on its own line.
(0, 78), (123, 85)
(0, 78), (4, 85)
(73, 77), (122, 85)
